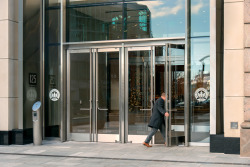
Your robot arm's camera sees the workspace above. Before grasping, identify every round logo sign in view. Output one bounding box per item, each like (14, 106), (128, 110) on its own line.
(195, 88), (209, 102)
(27, 88), (37, 102)
(49, 89), (60, 101)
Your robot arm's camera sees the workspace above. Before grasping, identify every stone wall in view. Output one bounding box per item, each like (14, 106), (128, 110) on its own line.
(224, 0), (244, 139)
(240, 0), (250, 157)
(0, 0), (20, 144)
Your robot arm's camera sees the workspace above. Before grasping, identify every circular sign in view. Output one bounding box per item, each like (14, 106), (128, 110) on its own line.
(49, 89), (60, 101)
(27, 88), (37, 102)
(195, 88), (209, 102)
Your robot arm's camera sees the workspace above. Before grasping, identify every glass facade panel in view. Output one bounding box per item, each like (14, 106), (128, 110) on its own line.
(44, 46), (61, 137)
(23, 0), (41, 129)
(66, 0), (185, 42)
(44, 1), (61, 137)
(191, 0), (210, 37)
(190, 37), (210, 143)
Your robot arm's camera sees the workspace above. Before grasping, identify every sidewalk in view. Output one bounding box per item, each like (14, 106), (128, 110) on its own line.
(0, 140), (250, 167)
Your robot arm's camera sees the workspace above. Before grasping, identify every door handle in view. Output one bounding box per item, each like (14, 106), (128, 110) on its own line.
(140, 109), (151, 111)
(80, 108), (90, 111)
(98, 108), (108, 111)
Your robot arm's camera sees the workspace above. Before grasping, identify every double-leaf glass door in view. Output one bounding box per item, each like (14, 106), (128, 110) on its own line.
(67, 48), (120, 142)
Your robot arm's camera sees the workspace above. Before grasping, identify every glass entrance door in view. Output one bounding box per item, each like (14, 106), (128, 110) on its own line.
(67, 48), (120, 142)
(166, 44), (185, 146)
(126, 47), (152, 143)
(96, 48), (120, 142)
(67, 50), (92, 141)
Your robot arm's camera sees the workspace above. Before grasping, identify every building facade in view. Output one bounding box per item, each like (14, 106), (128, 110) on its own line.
(0, 0), (249, 157)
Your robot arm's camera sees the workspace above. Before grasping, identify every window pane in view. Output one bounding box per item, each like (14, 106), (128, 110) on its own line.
(67, 0), (185, 42)
(191, 0), (210, 37)
(190, 37), (210, 143)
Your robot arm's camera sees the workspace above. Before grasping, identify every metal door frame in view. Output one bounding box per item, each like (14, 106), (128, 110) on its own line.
(95, 48), (121, 142)
(124, 46), (154, 144)
(165, 43), (188, 147)
(67, 49), (92, 141)
(67, 48), (122, 142)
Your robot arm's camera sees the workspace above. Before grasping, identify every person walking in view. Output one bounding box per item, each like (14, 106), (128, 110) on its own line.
(143, 92), (169, 147)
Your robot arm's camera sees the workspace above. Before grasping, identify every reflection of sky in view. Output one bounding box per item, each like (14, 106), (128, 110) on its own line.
(136, 0), (185, 38)
(134, 0), (210, 38)
(191, 0), (210, 37)
(191, 37), (210, 79)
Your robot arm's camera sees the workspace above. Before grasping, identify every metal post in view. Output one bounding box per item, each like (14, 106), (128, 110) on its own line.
(33, 102), (42, 145)
(184, 0), (191, 147)
(60, 0), (67, 142)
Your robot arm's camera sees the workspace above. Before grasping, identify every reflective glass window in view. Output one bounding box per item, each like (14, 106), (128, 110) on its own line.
(191, 0), (210, 37)
(190, 37), (210, 143)
(67, 0), (185, 42)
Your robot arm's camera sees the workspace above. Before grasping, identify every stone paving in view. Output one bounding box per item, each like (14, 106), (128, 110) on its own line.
(0, 140), (249, 167)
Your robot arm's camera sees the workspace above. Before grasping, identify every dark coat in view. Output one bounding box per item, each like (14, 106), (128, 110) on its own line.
(148, 97), (166, 129)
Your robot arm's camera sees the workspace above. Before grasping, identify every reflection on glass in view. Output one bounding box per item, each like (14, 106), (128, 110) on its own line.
(70, 53), (90, 134)
(168, 47), (185, 145)
(128, 49), (151, 135)
(67, 0), (185, 42)
(191, 0), (210, 37)
(190, 37), (210, 143)
(46, 8), (60, 44)
(45, 0), (61, 137)
(97, 51), (119, 134)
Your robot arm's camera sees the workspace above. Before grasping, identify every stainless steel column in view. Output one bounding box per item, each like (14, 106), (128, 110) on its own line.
(184, 0), (191, 147)
(120, 43), (125, 143)
(60, 0), (67, 142)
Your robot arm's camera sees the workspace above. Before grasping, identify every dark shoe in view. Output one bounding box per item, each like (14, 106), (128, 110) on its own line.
(143, 142), (152, 147)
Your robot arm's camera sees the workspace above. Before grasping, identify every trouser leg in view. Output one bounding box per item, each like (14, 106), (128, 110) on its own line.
(144, 128), (158, 143)
(159, 124), (166, 141)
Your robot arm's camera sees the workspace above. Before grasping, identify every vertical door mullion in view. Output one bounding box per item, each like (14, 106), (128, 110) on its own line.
(168, 44), (172, 146)
(151, 46), (155, 144)
(165, 44), (169, 147)
(95, 49), (98, 142)
(92, 49), (96, 142)
(124, 46), (128, 143)
(89, 49), (93, 141)
(67, 51), (70, 140)
(120, 43), (125, 143)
